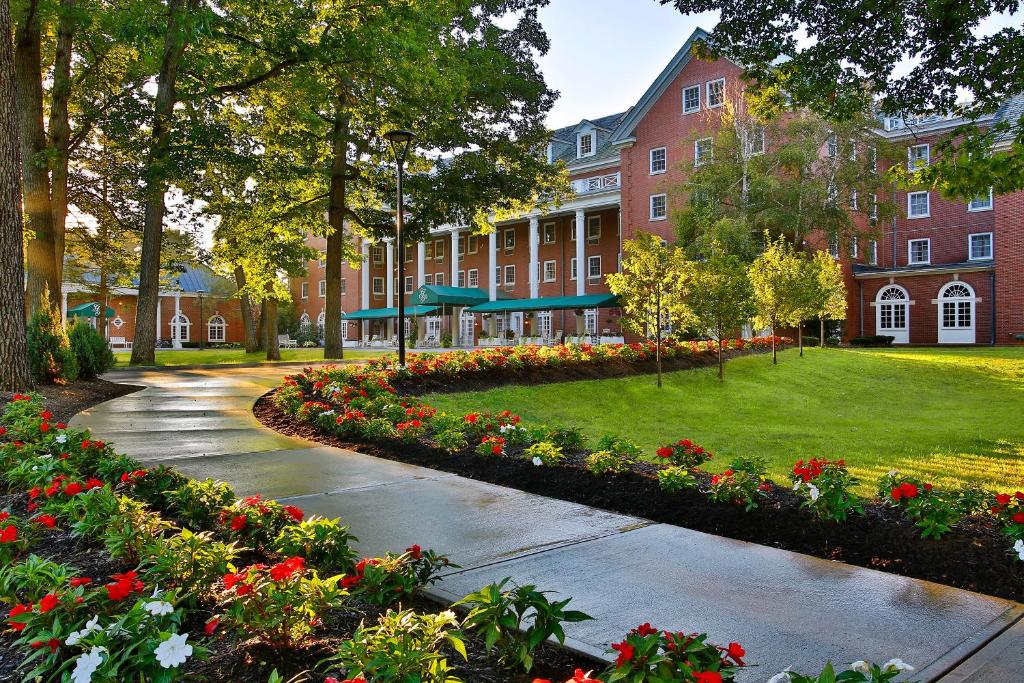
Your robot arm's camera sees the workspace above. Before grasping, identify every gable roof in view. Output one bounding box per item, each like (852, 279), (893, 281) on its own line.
(547, 110), (629, 166)
(610, 27), (712, 143)
(993, 94), (1024, 150)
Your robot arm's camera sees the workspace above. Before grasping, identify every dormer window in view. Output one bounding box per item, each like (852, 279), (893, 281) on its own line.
(577, 132), (594, 158)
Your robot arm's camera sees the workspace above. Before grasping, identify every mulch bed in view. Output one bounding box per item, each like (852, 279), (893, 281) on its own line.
(256, 396), (1024, 603)
(0, 378), (141, 425)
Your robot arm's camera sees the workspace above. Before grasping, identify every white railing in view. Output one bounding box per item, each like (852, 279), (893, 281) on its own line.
(571, 172), (620, 194)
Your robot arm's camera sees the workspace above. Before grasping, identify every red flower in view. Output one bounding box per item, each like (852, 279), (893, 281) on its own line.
(63, 482), (84, 496)
(223, 570), (249, 590)
(656, 446), (674, 459)
(34, 515), (57, 528)
(38, 594), (59, 613)
(40, 410), (52, 420)
(995, 493), (1012, 506)
(39, 422), (50, 433)
(70, 577), (91, 587)
(611, 641), (635, 667)
(725, 641), (746, 665)
(7, 603), (31, 631)
(339, 575), (361, 589)
(694, 673), (723, 683)
(464, 413), (478, 423)
(1015, 492), (1024, 501)
(406, 544), (422, 559)
(85, 478), (105, 490)
(0, 511), (7, 522)
(633, 622), (657, 636)
(204, 616), (220, 636)
(30, 638), (60, 653)
(105, 571), (143, 601)
(269, 556), (305, 581)
(899, 482), (918, 499)
(0, 525), (18, 544)
(284, 505), (304, 522)
(230, 514), (247, 531)
(1012, 512), (1024, 525)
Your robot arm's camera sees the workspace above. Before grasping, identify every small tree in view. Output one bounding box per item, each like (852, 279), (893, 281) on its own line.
(27, 289), (78, 384)
(803, 251), (848, 348)
(748, 234), (803, 364)
(689, 250), (755, 380)
(606, 233), (694, 387)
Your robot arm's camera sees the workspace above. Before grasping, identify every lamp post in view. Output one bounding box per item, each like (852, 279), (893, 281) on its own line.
(196, 287), (208, 350)
(384, 129), (414, 366)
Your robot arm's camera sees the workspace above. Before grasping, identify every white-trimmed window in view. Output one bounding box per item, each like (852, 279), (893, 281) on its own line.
(404, 275), (413, 293)
(827, 133), (839, 158)
(372, 245), (384, 264)
(468, 234), (479, 254)
(542, 222), (556, 244)
(298, 313), (310, 332)
(424, 241), (434, 259)
(503, 264), (515, 286)
(341, 278), (347, 295)
(650, 193), (667, 220)
(317, 311), (325, 339)
(682, 84), (701, 114)
(907, 144), (930, 170)
(939, 282), (974, 330)
(434, 239), (445, 260)
(908, 238), (930, 265)
(694, 137), (713, 166)
(828, 235), (840, 259)
(907, 191), (930, 218)
(587, 216), (601, 244)
(577, 132), (594, 158)
(870, 194), (879, 222)
(969, 232), (993, 260)
(424, 273), (433, 286)
(706, 78), (725, 108)
(435, 272), (444, 286)
(468, 268), (479, 287)
(867, 145), (878, 172)
(458, 235), (466, 256)
(570, 257), (577, 280)
(504, 228), (515, 251)
(848, 140), (857, 161)
(318, 279), (326, 297)
(969, 188), (994, 212)
(868, 240), (878, 265)
(171, 313), (190, 342)
(849, 188), (858, 210)
(372, 277), (385, 295)
(543, 260), (556, 282)
(457, 270), (466, 288)
(587, 255), (602, 280)
(649, 147), (667, 174)
(207, 314), (226, 342)
(744, 126), (765, 156)
(299, 282), (309, 299)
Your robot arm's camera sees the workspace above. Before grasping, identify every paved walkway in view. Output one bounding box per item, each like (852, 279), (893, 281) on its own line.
(74, 366), (1024, 682)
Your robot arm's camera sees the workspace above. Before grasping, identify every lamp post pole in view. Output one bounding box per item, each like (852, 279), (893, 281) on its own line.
(197, 288), (207, 350)
(385, 130), (414, 367)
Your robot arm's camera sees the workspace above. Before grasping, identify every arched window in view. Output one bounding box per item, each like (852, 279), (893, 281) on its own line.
(875, 285), (909, 344)
(299, 312), (311, 332)
(937, 281), (975, 343)
(317, 311), (325, 340)
(170, 313), (191, 342)
(207, 314), (226, 342)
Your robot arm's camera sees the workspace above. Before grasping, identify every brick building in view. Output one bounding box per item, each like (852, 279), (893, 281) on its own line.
(62, 265), (246, 348)
(289, 27), (1023, 347)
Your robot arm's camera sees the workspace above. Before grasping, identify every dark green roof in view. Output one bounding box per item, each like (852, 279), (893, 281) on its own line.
(343, 305), (438, 320)
(466, 293), (619, 313)
(67, 302), (116, 318)
(411, 285), (492, 306)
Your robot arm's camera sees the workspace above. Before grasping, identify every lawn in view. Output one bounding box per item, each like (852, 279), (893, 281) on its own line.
(112, 347), (383, 367)
(423, 346), (1024, 494)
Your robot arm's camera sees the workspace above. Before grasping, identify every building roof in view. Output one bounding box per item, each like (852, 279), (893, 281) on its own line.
(852, 260), (995, 279)
(548, 111), (629, 167)
(76, 264), (236, 296)
(993, 94), (1024, 149)
(467, 293), (619, 313)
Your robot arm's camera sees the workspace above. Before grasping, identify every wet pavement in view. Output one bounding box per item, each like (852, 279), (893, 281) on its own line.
(73, 366), (1024, 682)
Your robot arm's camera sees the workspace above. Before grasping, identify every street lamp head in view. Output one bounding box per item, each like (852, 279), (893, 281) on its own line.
(384, 129), (415, 162)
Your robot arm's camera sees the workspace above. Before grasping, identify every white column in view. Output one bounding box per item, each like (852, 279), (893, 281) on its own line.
(172, 291), (182, 349)
(575, 209), (585, 296)
(360, 240), (370, 310)
(528, 216), (539, 299)
(450, 228), (460, 287)
(417, 242), (426, 288)
(156, 297), (162, 342)
(61, 290), (68, 323)
(385, 239), (395, 338)
(488, 231), (497, 301)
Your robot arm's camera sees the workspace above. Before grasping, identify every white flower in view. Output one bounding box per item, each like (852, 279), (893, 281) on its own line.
(882, 658), (914, 673)
(71, 647), (105, 683)
(56, 434), (67, 444)
(1014, 539), (1024, 561)
(808, 484), (820, 501)
(850, 661), (871, 674)
(143, 600), (174, 616)
(154, 633), (192, 668)
(767, 669), (793, 683)
(792, 481), (801, 491)
(532, 456), (543, 466)
(66, 615), (102, 646)
(319, 409), (335, 417)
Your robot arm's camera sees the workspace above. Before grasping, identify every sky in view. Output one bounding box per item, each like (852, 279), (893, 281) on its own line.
(536, 0), (719, 129)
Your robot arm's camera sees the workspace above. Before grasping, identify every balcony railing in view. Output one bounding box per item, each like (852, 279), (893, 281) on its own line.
(571, 172), (620, 194)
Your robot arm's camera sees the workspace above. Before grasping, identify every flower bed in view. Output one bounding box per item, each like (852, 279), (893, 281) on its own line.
(0, 393), (915, 683)
(261, 344), (1024, 601)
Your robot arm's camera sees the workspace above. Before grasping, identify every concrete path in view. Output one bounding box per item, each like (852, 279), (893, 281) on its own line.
(75, 366), (1024, 682)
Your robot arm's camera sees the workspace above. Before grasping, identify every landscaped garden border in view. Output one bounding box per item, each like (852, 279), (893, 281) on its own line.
(260, 341), (1024, 602)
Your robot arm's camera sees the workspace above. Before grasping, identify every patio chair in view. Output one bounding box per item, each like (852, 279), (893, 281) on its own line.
(277, 334), (297, 349)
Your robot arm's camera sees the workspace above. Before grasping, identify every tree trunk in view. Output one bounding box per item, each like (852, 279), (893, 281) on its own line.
(820, 318), (825, 347)
(718, 337), (724, 381)
(48, 0), (73, 285)
(0, 0), (33, 390)
(130, 0), (192, 365)
(263, 292), (280, 361)
(14, 0), (58, 315)
(323, 101), (349, 359)
(771, 325), (777, 364)
(234, 266), (259, 353)
(655, 288), (662, 388)
(798, 323), (803, 357)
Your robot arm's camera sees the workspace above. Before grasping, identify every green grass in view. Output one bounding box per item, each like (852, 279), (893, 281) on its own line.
(423, 346), (1024, 494)
(112, 347), (383, 367)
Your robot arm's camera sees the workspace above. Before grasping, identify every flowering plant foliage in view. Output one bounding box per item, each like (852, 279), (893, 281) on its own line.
(657, 466), (698, 493)
(790, 459), (863, 522)
(586, 449), (634, 476)
(655, 439), (712, 470)
(603, 623), (745, 682)
(708, 458), (771, 512)
(476, 435), (507, 457)
(463, 410), (523, 441)
(271, 516), (359, 574)
(525, 441), (566, 467)
(218, 494), (298, 551)
(878, 472), (968, 539)
(0, 510), (34, 563)
(165, 477), (236, 530)
(768, 658), (916, 683)
(595, 434), (644, 461)
(341, 546), (453, 607)
(142, 529), (241, 605)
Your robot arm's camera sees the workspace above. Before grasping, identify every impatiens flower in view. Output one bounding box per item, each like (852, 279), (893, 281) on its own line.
(406, 544), (422, 559)
(807, 484), (820, 501)
(725, 641), (746, 665)
(693, 673), (723, 683)
(767, 669), (793, 683)
(610, 640), (635, 667)
(532, 456), (543, 466)
(40, 422), (50, 433)
(850, 661), (871, 674)
(204, 617), (220, 636)
(882, 658), (914, 673)
(143, 600), (174, 616)
(31, 637), (60, 653)
(633, 622), (657, 637)
(284, 505), (304, 521)
(85, 478), (104, 491)
(7, 603), (31, 631)
(70, 577), (92, 587)
(1012, 512), (1024, 525)
(55, 434), (67, 444)
(269, 556), (306, 581)
(1, 525), (18, 543)
(35, 514), (57, 528)
(66, 615), (101, 645)
(63, 482), (84, 496)
(568, 670), (598, 683)
(996, 493), (1012, 506)
(1014, 539), (1024, 561)
(70, 646), (105, 683)
(41, 410), (52, 420)
(230, 514), (247, 531)
(38, 593), (60, 613)
(154, 633), (192, 668)
(28, 486), (41, 499)
(656, 446), (673, 458)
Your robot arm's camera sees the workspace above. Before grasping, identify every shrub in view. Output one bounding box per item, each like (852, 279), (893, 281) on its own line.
(0, 512), (34, 565)
(0, 555), (77, 603)
(124, 465), (189, 513)
(475, 435), (507, 457)
(27, 292), (78, 384)
(67, 320), (115, 379)
(595, 434), (644, 460)
(102, 496), (175, 563)
(166, 478), (236, 530)
(603, 623), (746, 682)
(433, 428), (469, 454)
(457, 578), (592, 672)
(142, 529), (240, 604)
(343, 546), (452, 607)
(708, 457), (770, 512)
(585, 449), (632, 476)
(657, 466), (697, 493)
(769, 659), (916, 683)
(218, 494), (299, 551)
(325, 609), (465, 682)
(790, 459), (863, 522)
(271, 516), (358, 574)
(849, 335), (895, 347)
(525, 441), (565, 467)
(879, 471), (968, 539)
(535, 424), (587, 452)
(803, 335), (820, 347)
(654, 439), (712, 470)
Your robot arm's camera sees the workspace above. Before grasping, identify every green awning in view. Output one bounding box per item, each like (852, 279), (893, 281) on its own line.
(342, 305), (438, 320)
(466, 293), (619, 314)
(410, 285), (510, 306)
(67, 302), (116, 318)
